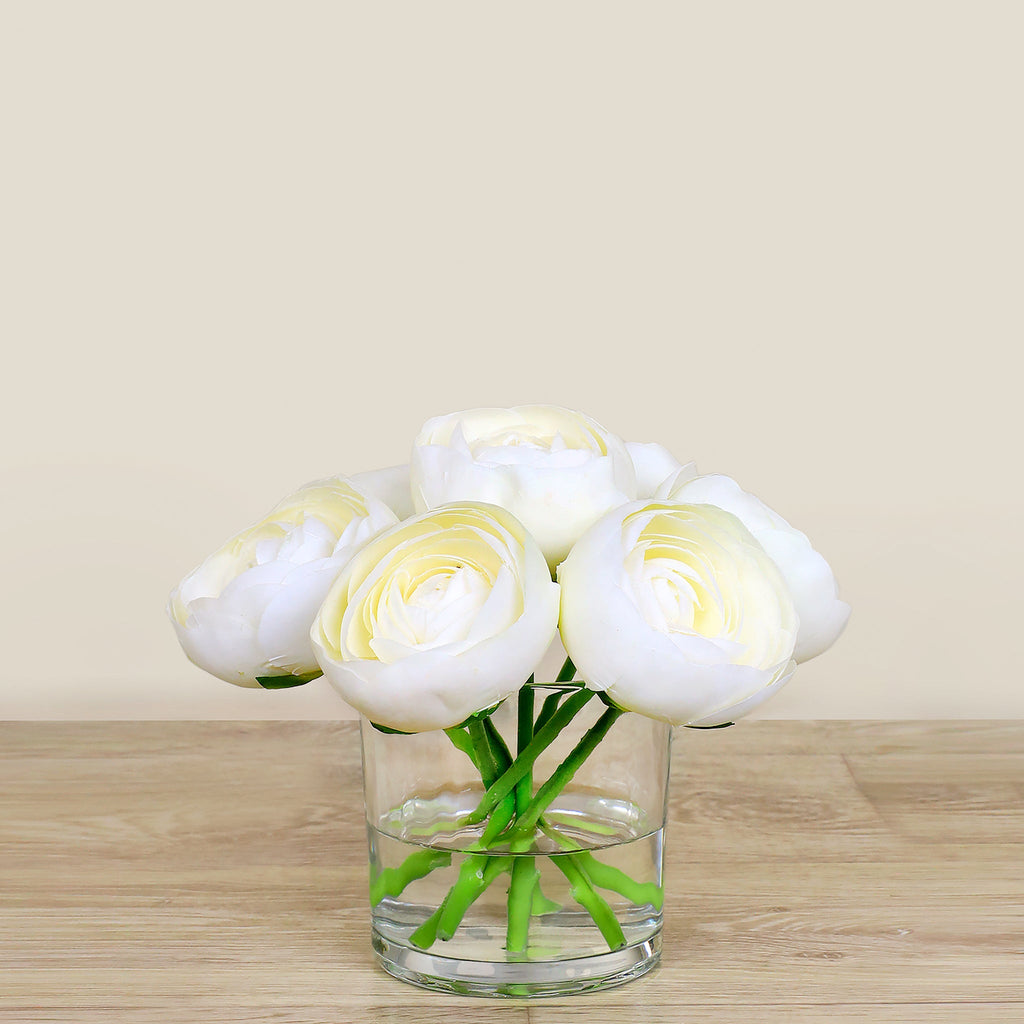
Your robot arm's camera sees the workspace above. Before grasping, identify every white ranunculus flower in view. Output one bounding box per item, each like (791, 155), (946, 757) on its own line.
(168, 477), (398, 687)
(311, 502), (560, 732)
(350, 464), (414, 520)
(557, 500), (799, 727)
(410, 405), (637, 570)
(625, 441), (697, 498)
(658, 473), (850, 663)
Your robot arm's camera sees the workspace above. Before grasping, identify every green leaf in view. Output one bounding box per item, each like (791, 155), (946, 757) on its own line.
(255, 670), (322, 689)
(555, 656), (576, 682)
(597, 690), (627, 712)
(453, 700), (504, 729)
(370, 721), (415, 735)
(685, 721), (735, 729)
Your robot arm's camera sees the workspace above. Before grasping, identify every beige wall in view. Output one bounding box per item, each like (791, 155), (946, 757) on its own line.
(2, 2), (1020, 720)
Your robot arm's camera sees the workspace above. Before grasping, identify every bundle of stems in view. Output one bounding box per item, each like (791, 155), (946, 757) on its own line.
(369, 659), (664, 956)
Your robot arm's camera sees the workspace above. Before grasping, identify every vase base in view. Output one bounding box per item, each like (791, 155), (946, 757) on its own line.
(372, 929), (661, 997)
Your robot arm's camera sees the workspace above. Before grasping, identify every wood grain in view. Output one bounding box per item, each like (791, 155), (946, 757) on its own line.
(1, 721), (1022, 1022)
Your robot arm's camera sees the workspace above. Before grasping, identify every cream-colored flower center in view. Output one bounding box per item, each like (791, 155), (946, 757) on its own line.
(332, 505), (528, 665)
(622, 504), (794, 669)
(369, 563), (491, 654)
(266, 481), (370, 539)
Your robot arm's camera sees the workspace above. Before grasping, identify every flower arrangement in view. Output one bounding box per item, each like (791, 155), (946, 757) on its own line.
(169, 405), (849, 994)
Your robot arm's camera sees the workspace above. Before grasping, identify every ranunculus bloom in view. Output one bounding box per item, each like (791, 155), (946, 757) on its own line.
(410, 405), (636, 569)
(168, 477), (397, 686)
(557, 500), (798, 726)
(657, 472), (850, 663)
(311, 502), (560, 732)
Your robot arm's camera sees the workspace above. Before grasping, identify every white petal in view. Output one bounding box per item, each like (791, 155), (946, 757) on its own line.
(350, 465), (415, 521)
(256, 559), (341, 672)
(627, 442), (692, 498)
(686, 660), (797, 726)
(669, 474), (850, 662)
(464, 563), (521, 643)
(653, 462), (700, 499)
(171, 597), (265, 686)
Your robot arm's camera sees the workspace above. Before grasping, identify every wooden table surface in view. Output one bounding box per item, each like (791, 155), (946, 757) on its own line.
(2, 721), (1022, 1023)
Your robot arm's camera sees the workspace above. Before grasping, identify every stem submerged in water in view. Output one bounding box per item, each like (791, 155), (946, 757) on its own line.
(436, 854), (512, 941)
(551, 855), (626, 950)
(506, 857), (540, 955)
(369, 848), (452, 905)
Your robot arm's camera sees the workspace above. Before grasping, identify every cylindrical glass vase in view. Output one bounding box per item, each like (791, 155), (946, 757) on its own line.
(360, 684), (672, 997)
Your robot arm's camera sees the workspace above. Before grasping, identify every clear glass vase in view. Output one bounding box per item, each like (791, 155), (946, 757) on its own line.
(360, 683), (672, 997)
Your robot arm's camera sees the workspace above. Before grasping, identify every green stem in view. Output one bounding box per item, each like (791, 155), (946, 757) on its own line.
(407, 704), (523, 947)
(509, 706), (624, 843)
(501, 691), (636, 955)
(505, 687), (538, 954)
(474, 712), (518, 847)
(505, 857), (540, 954)
(551, 855), (626, 950)
(436, 854), (512, 941)
(573, 852), (664, 910)
(465, 716), (518, 846)
(535, 821), (663, 910)
(514, 684), (535, 812)
(462, 689), (597, 826)
(369, 726), (484, 907)
(479, 696), (535, 845)
(532, 884), (561, 916)
(555, 656), (577, 682)
(369, 848), (452, 906)
(487, 694), (636, 954)
(466, 717), (502, 785)
(409, 903), (445, 949)
(483, 715), (514, 774)
(534, 689), (566, 734)
(404, 704), (521, 948)
(478, 791), (516, 846)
